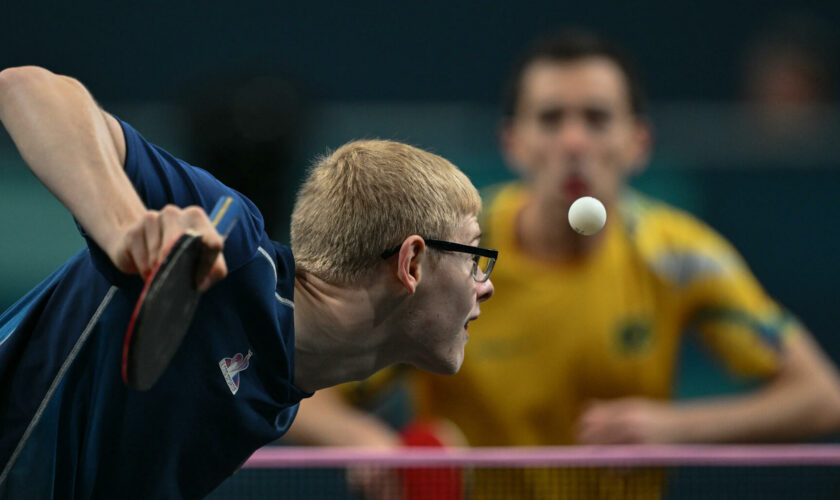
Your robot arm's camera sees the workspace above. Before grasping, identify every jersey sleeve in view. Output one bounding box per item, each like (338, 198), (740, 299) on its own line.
(630, 194), (798, 380)
(77, 118), (266, 285)
(685, 235), (799, 380)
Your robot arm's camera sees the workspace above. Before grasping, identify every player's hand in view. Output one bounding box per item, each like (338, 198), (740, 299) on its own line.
(575, 397), (683, 444)
(107, 204), (227, 291)
(346, 465), (403, 500)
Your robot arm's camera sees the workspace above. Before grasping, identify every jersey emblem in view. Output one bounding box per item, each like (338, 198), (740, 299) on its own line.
(615, 319), (653, 355)
(219, 350), (253, 395)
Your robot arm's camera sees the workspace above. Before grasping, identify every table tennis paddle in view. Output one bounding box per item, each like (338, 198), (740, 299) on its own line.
(122, 196), (240, 391)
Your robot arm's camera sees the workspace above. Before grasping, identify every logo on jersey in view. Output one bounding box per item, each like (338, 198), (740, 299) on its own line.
(615, 319), (653, 355)
(219, 350), (253, 395)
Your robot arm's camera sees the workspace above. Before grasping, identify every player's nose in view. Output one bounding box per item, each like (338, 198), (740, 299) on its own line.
(476, 278), (494, 303)
(555, 117), (590, 152)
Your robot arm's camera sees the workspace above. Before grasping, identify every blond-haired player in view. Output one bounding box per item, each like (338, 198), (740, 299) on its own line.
(0, 66), (494, 498)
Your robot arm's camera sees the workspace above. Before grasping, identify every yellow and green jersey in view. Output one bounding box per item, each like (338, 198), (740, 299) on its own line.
(413, 182), (798, 447)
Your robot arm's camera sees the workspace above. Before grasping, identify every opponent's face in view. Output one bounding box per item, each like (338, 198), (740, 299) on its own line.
(503, 57), (649, 212)
(409, 215), (494, 375)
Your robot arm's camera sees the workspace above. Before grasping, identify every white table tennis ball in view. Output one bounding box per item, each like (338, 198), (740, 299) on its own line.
(568, 196), (607, 236)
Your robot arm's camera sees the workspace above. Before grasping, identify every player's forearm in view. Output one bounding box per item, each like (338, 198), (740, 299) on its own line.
(673, 380), (839, 442)
(673, 335), (840, 443)
(285, 389), (400, 447)
(0, 66), (144, 255)
(286, 410), (400, 447)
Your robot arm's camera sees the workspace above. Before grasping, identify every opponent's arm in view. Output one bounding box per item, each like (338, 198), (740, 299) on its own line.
(577, 328), (840, 443)
(0, 66), (225, 286)
(285, 387), (400, 447)
(674, 328), (840, 442)
(284, 388), (405, 500)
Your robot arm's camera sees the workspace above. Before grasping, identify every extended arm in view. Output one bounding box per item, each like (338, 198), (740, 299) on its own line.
(578, 329), (840, 443)
(0, 66), (140, 257)
(284, 387), (400, 447)
(0, 66), (225, 286)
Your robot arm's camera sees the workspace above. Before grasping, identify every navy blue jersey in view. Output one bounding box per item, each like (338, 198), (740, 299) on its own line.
(0, 120), (307, 499)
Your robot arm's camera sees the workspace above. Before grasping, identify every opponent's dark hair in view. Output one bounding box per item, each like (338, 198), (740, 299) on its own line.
(502, 29), (647, 117)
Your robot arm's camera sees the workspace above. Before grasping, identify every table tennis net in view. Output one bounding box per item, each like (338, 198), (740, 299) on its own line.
(209, 445), (840, 499)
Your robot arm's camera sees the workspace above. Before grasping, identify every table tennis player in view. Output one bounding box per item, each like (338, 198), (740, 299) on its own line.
(0, 65), (494, 498)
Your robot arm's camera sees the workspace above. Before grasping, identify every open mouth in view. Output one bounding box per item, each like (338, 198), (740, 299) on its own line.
(464, 316), (478, 330)
(563, 176), (588, 200)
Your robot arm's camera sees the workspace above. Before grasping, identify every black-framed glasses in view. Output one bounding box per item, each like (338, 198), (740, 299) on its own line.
(381, 238), (498, 283)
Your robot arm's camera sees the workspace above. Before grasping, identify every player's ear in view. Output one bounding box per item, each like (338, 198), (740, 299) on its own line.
(396, 235), (425, 294)
(498, 118), (529, 178)
(624, 117), (653, 175)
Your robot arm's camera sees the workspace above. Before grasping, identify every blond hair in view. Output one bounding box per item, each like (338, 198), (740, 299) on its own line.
(291, 140), (481, 283)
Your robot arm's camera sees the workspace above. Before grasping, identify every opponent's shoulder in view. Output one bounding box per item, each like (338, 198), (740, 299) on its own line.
(478, 181), (525, 244)
(619, 190), (746, 287)
(480, 181), (525, 212)
(619, 190), (714, 239)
